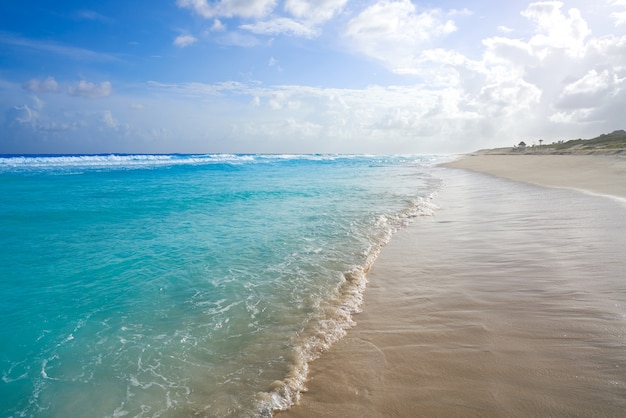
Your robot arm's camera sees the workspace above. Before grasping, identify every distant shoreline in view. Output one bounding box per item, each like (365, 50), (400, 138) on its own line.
(469, 129), (626, 156)
(469, 147), (626, 156)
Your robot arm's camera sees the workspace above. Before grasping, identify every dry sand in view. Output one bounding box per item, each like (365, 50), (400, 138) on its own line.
(280, 154), (626, 417)
(443, 154), (626, 199)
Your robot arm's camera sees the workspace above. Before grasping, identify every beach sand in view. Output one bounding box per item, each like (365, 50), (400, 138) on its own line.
(280, 155), (626, 417)
(444, 154), (626, 200)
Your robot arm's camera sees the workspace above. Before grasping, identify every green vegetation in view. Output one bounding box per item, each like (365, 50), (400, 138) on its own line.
(547, 130), (626, 151)
(480, 130), (626, 154)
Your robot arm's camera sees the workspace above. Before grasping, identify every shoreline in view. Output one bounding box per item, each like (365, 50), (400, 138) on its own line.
(281, 155), (626, 416)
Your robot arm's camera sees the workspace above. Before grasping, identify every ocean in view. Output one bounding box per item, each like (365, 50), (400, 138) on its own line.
(0, 154), (441, 417)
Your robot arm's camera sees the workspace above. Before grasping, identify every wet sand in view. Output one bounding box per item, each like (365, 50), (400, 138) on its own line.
(281, 156), (626, 417)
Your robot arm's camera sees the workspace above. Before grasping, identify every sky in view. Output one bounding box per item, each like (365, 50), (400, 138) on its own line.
(1, 0), (625, 154)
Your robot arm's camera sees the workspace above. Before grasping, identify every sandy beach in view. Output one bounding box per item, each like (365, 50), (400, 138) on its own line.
(444, 154), (626, 200)
(281, 154), (626, 417)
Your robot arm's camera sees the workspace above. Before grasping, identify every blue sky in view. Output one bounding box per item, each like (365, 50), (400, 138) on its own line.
(1, 0), (625, 154)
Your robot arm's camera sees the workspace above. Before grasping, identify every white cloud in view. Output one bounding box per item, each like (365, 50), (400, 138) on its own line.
(376, 4), (621, 144)
(147, 80), (249, 97)
(610, 0), (626, 26)
(140, 81), (502, 152)
(24, 76), (60, 93)
(284, 0), (348, 24)
(239, 0), (348, 39)
(180, 0), (344, 39)
(563, 69), (617, 96)
(521, 1), (591, 58)
(211, 19), (226, 31)
(482, 36), (534, 68)
(472, 3), (626, 132)
(611, 11), (626, 26)
(268, 57), (283, 71)
(11, 104), (38, 126)
(102, 110), (118, 128)
(549, 108), (594, 124)
(556, 69), (625, 110)
(176, 0), (276, 19)
(74, 10), (112, 23)
(173, 34), (198, 47)
(68, 80), (112, 98)
(214, 31), (260, 47)
(240, 18), (317, 38)
(5, 2), (626, 154)
(7, 99), (75, 134)
(478, 78), (543, 117)
(497, 25), (514, 33)
(344, 0), (457, 71)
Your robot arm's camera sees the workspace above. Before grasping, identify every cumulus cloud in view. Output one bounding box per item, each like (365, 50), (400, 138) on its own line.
(67, 80), (112, 98)
(412, 1), (626, 141)
(478, 78), (543, 117)
(173, 34), (198, 47)
(239, 0), (348, 38)
(482, 36), (534, 67)
(549, 108), (594, 124)
(300, 0), (611, 148)
(178, 0), (345, 39)
(344, 0), (457, 72)
(563, 69), (618, 96)
(283, 0), (348, 24)
(176, 0), (276, 19)
(556, 69), (625, 110)
(521, 1), (590, 58)
(24, 76), (60, 93)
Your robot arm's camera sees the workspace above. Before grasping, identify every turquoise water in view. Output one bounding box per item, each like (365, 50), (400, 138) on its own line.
(0, 154), (441, 417)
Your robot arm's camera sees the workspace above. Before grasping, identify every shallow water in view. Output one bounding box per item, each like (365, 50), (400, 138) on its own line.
(284, 168), (626, 417)
(0, 154), (441, 417)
